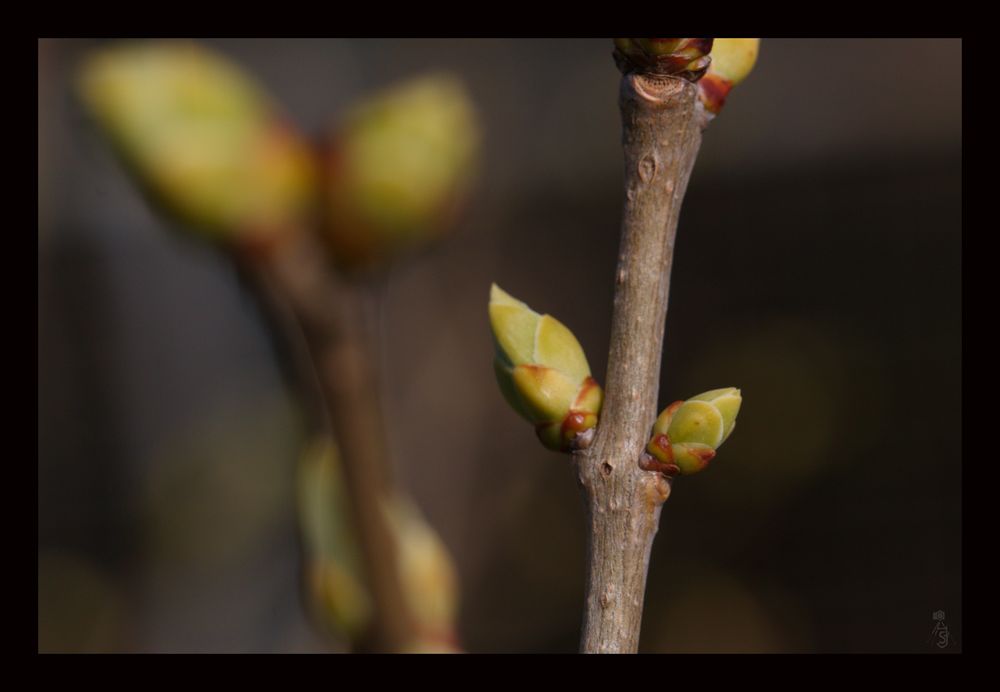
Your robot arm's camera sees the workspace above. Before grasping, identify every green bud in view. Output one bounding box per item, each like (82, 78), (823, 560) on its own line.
(489, 284), (603, 452)
(699, 39), (761, 116)
(645, 388), (742, 475)
(297, 436), (372, 639)
(322, 74), (481, 273)
(78, 41), (317, 247)
(705, 39), (759, 87)
(613, 38), (715, 80)
(381, 494), (460, 649)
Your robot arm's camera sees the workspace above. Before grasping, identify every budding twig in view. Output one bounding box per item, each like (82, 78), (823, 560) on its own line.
(573, 70), (703, 654)
(79, 43), (475, 653)
(569, 39), (755, 653)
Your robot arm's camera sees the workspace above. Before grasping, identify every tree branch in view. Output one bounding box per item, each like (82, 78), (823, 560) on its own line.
(235, 234), (418, 652)
(575, 73), (703, 654)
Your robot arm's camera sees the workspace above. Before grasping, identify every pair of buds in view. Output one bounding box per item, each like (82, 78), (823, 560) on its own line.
(613, 38), (760, 116)
(489, 285), (742, 474)
(78, 41), (480, 273)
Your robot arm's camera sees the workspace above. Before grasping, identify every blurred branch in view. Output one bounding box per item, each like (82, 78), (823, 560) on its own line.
(574, 73), (703, 653)
(79, 42), (471, 653)
(236, 234), (419, 652)
(232, 254), (330, 438)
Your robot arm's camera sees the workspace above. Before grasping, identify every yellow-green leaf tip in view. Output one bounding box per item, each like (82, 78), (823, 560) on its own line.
(699, 39), (760, 116)
(489, 284), (603, 452)
(709, 40), (759, 86)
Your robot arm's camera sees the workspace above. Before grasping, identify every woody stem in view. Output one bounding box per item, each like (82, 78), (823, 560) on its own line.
(574, 73), (703, 654)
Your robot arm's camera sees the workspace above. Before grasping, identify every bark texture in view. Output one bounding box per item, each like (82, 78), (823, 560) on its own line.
(575, 73), (703, 654)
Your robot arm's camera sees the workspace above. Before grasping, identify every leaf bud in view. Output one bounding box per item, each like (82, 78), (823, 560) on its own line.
(699, 38), (760, 116)
(644, 387), (742, 475)
(321, 74), (480, 273)
(489, 284), (603, 452)
(78, 40), (317, 249)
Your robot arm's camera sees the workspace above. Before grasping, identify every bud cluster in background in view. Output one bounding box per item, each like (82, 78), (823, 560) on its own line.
(78, 41), (481, 273)
(74, 38), (483, 653)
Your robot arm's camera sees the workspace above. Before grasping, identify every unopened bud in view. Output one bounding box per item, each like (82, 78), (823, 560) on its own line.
(699, 39), (760, 116)
(78, 41), (317, 247)
(308, 561), (372, 642)
(322, 74), (480, 273)
(644, 387), (742, 475)
(613, 38), (714, 80)
(489, 284), (603, 452)
(297, 436), (372, 639)
(381, 494), (460, 649)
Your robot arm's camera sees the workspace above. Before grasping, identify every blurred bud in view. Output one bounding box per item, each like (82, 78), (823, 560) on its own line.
(645, 388), (742, 475)
(381, 494), (461, 651)
(699, 39), (760, 116)
(297, 436), (372, 640)
(78, 41), (317, 248)
(489, 284), (603, 452)
(322, 74), (480, 273)
(399, 640), (462, 653)
(307, 561), (372, 642)
(613, 38), (715, 80)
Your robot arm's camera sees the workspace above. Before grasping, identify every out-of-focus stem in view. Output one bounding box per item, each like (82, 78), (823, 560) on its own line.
(232, 255), (330, 439)
(574, 73), (703, 654)
(235, 233), (417, 652)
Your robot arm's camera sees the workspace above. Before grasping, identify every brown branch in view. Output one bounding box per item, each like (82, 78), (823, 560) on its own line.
(235, 233), (418, 653)
(231, 252), (330, 439)
(574, 73), (703, 654)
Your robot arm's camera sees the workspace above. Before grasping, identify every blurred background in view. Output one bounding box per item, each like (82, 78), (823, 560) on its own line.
(38, 38), (961, 653)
